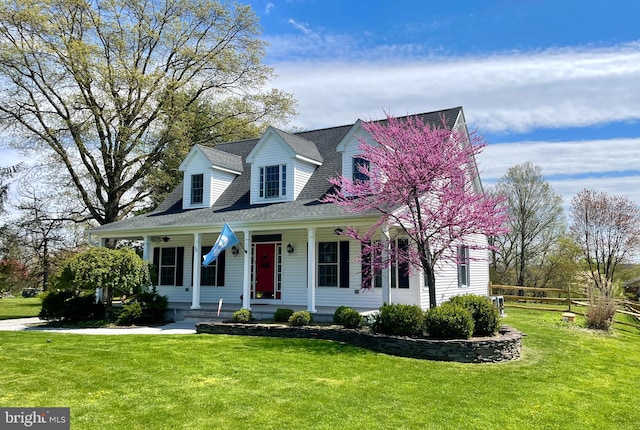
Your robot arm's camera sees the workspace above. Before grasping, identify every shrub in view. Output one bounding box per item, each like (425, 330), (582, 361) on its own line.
(340, 308), (363, 329)
(273, 308), (294, 323)
(39, 290), (105, 322)
(233, 309), (252, 323)
(372, 303), (424, 337)
(585, 298), (616, 330)
(115, 291), (168, 325)
(448, 295), (500, 336)
(423, 303), (474, 339)
(288, 310), (312, 326)
(333, 305), (351, 325)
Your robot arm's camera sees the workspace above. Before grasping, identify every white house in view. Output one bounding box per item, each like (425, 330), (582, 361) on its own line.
(88, 106), (491, 315)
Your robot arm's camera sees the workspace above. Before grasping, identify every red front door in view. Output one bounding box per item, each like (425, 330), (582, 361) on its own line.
(255, 243), (276, 299)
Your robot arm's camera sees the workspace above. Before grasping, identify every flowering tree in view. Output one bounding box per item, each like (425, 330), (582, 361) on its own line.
(569, 189), (640, 296)
(324, 114), (508, 308)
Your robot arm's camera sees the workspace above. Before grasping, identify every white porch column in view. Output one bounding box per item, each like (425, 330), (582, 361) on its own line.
(142, 235), (152, 262)
(307, 227), (317, 312)
(191, 233), (202, 310)
(381, 225), (392, 305)
(242, 230), (252, 310)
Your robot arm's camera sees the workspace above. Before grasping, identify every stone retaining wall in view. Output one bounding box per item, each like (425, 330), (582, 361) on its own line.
(196, 322), (522, 363)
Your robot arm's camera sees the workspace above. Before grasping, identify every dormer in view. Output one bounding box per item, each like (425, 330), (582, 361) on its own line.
(246, 127), (323, 204)
(336, 120), (377, 183)
(179, 145), (243, 209)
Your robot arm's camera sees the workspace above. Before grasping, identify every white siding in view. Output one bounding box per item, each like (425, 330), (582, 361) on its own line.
(182, 156), (211, 209)
(340, 130), (369, 182)
(292, 159), (316, 199)
(211, 169), (236, 205)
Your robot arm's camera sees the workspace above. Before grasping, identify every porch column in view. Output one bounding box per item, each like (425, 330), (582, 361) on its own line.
(191, 232), (202, 310)
(142, 235), (152, 262)
(381, 225), (392, 305)
(242, 230), (251, 310)
(307, 227), (317, 312)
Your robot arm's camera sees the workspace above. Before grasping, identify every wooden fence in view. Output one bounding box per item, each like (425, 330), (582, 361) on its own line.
(489, 283), (640, 328)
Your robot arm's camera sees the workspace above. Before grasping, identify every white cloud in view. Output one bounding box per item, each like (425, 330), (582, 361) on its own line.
(265, 2), (274, 14)
(266, 42), (640, 134)
(287, 19), (313, 35)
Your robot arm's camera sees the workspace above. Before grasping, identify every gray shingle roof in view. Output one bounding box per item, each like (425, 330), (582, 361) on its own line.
(90, 107), (463, 234)
(271, 128), (323, 163)
(197, 145), (244, 173)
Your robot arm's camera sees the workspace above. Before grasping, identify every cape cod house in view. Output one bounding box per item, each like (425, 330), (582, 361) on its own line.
(88, 106), (491, 316)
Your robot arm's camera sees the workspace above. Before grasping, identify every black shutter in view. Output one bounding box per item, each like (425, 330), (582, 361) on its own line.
(153, 248), (160, 286)
(339, 241), (350, 288)
(175, 247), (184, 286)
(217, 250), (226, 286)
(398, 239), (410, 288)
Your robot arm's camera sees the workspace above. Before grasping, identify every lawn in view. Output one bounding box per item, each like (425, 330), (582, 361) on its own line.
(0, 296), (41, 320)
(1, 308), (639, 429)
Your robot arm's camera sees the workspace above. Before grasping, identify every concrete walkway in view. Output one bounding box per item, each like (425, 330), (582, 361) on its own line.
(0, 317), (197, 335)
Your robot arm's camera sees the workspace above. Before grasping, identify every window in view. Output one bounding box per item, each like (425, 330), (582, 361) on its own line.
(352, 157), (370, 183)
(361, 242), (382, 289)
(391, 239), (410, 289)
(318, 241), (350, 287)
(191, 174), (204, 204)
(259, 164), (287, 198)
(457, 245), (470, 288)
(153, 247), (184, 286)
(200, 247), (226, 286)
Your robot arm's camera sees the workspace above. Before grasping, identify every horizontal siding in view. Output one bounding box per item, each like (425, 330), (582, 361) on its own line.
(293, 159), (316, 200)
(182, 156), (212, 209)
(210, 169), (236, 205)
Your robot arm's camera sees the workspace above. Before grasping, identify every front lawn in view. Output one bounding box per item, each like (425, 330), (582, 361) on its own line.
(0, 296), (41, 320)
(0, 308), (639, 429)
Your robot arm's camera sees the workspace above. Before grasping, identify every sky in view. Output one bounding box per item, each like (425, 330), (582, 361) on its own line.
(244, 0), (640, 211)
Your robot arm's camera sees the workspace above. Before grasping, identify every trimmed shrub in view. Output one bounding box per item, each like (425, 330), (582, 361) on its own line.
(340, 308), (364, 329)
(115, 291), (168, 325)
(333, 305), (351, 325)
(274, 308), (294, 323)
(233, 309), (252, 323)
(423, 303), (474, 339)
(39, 290), (105, 322)
(288, 310), (312, 326)
(447, 295), (500, 336)
(372, 303), (424, 337)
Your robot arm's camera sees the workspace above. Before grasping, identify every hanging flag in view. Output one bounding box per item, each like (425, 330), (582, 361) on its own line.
(203, 223), (239, 267)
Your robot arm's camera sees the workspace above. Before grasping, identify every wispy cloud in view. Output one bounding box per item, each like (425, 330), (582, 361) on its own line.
(265, 2), (274, 14)
(287, 18), (313, 35)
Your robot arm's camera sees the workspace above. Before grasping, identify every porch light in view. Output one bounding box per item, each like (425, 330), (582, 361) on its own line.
(286, 243), (294, 255)
(161, 236), (170, 243)
(231, 245), (239, 256)
(334, 228), (343, 235)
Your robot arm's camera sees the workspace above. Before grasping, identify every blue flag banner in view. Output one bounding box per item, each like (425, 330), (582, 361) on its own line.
(203, 223), (239, 267)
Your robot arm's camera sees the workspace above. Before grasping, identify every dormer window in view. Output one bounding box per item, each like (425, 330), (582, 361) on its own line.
(352, 157), (370, 183)
(259, 164), (287, 198)
(191, 174), (204, 204)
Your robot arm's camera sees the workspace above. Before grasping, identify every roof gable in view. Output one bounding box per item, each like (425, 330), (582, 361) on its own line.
(179, 144), (243, 174)
(246, 127), (323, 165)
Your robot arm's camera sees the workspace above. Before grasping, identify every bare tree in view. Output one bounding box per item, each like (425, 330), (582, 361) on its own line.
(490, 162), (565, 287)
(0, 0), (295, 225)
(570, 189), (640, 297)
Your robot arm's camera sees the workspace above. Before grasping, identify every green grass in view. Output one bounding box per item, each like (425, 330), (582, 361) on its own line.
(0, 296), (41, 319)
(1, 308), (639, 429)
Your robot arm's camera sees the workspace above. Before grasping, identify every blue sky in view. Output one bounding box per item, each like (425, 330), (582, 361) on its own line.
(245, 0), (640, 209)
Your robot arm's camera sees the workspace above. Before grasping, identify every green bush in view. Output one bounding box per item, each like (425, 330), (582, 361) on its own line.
(115, 291), (168, 326)
(333, 305), (350, 325)
(372, 303), (424, 337)
(233, 309), (252, 323)
(39, 290), (105, 322)
(274, 308), (294, 323)
(340, 308), (363, 329)
(423, 303), (474, 339)
(288, 310), (312, 326)
(447, 295), (500, 336)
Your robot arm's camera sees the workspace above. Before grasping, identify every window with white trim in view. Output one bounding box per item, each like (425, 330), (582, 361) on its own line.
(191, 174), (204, 204)
(318, 241), (350, 287)
(457, 245), (470, 288)
(352, 157), (370, 183)
(259, 164), (287, 198)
